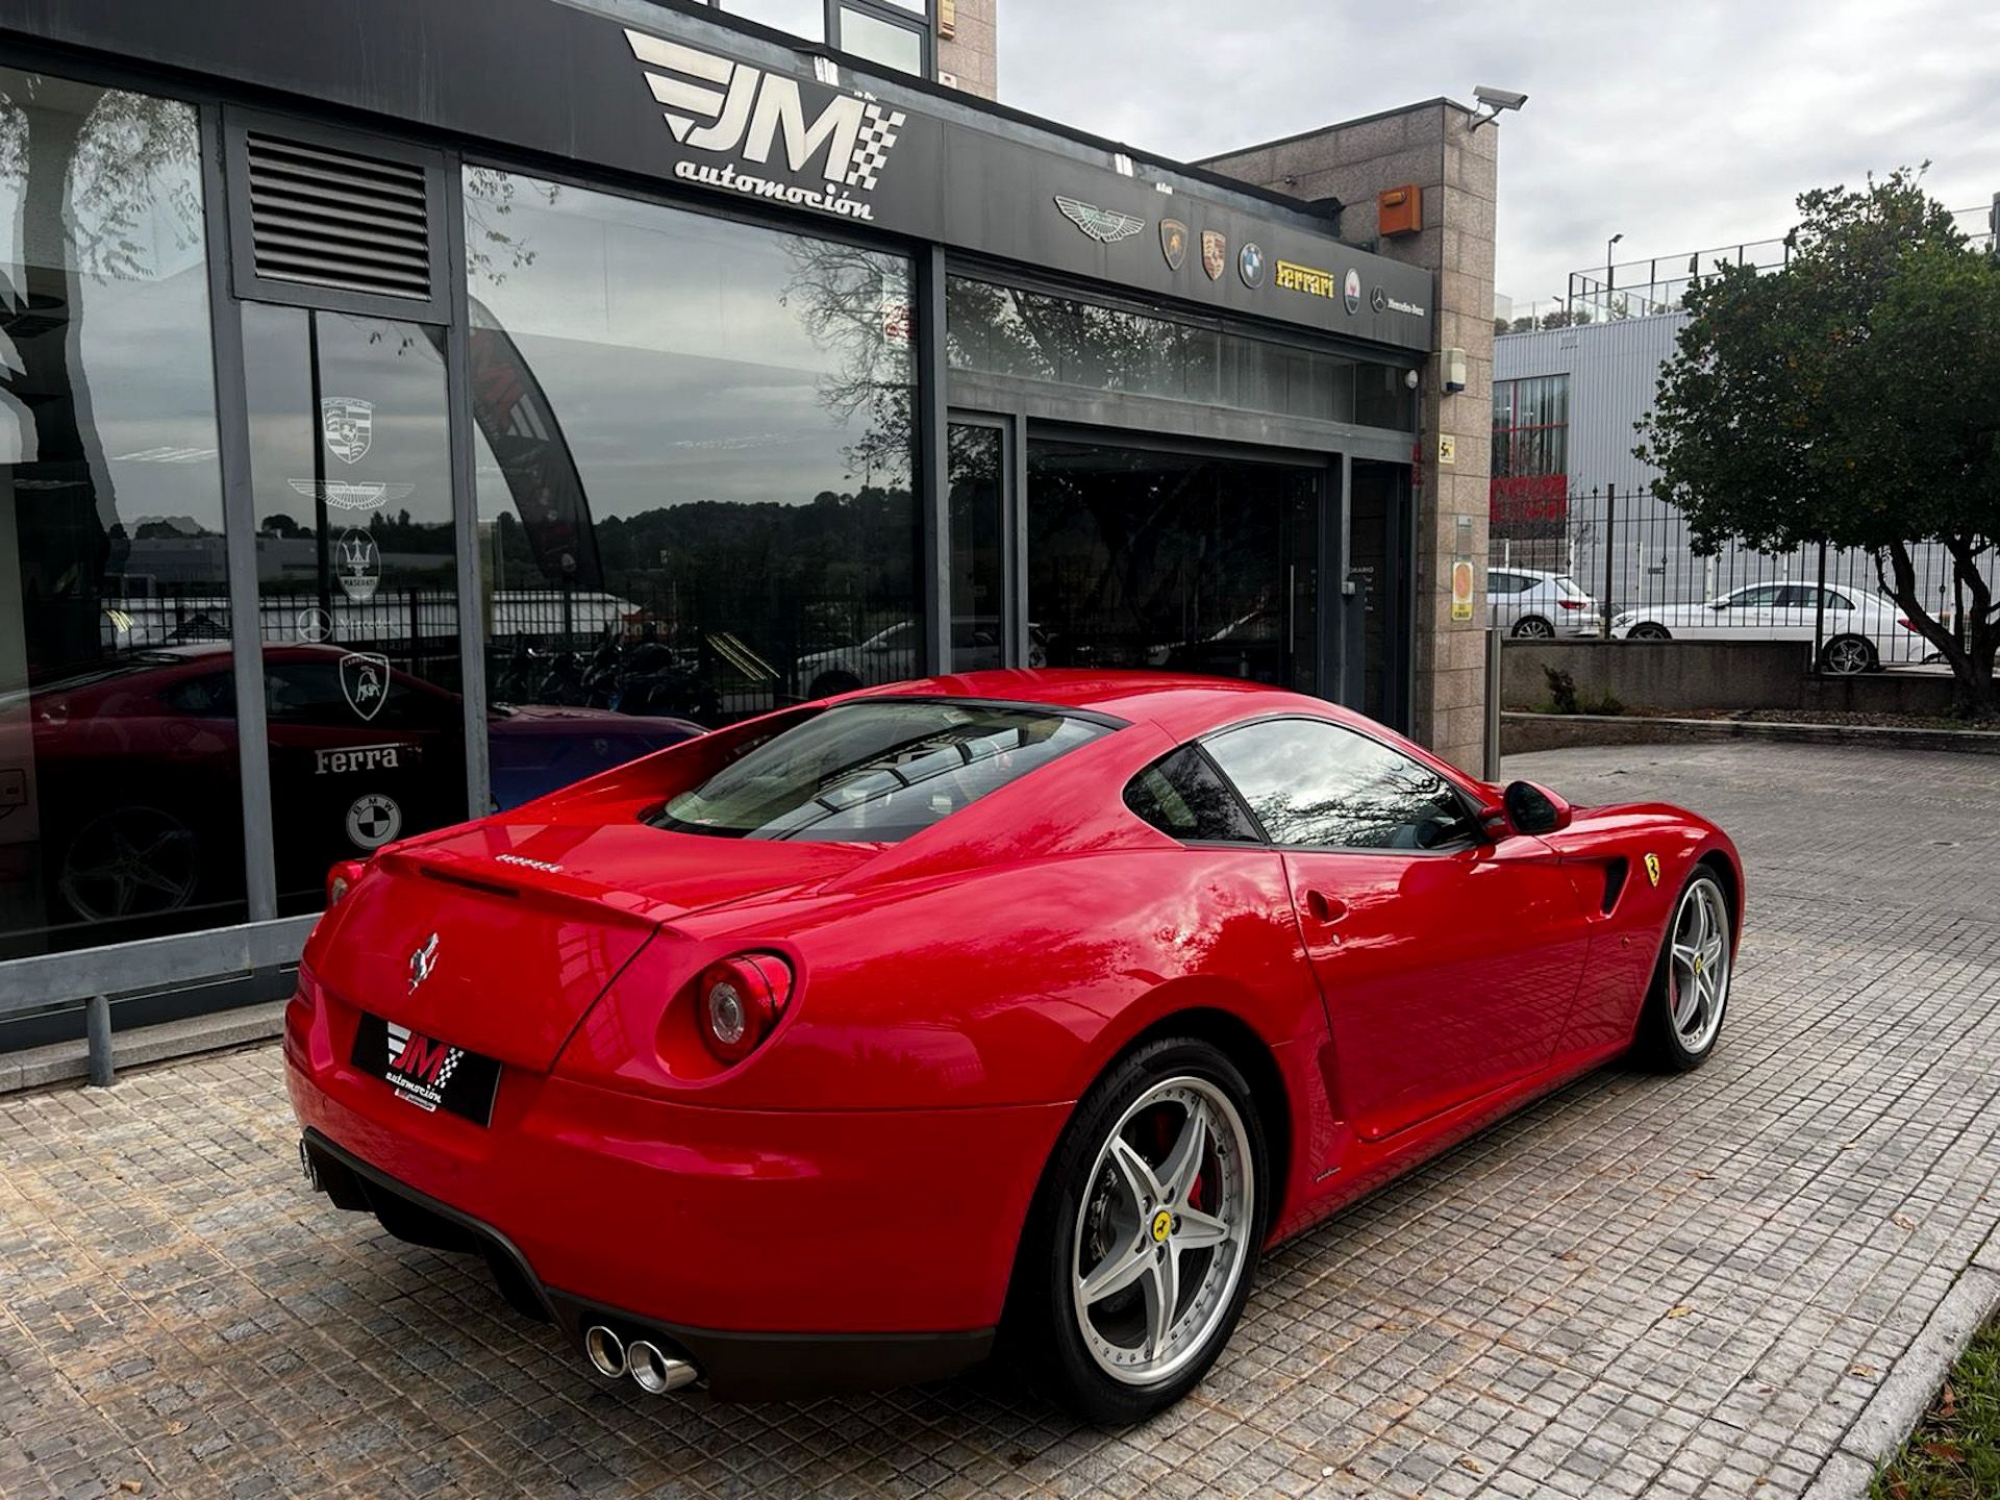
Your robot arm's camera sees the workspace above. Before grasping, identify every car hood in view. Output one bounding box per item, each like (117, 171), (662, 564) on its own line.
(304, 815), (873, 1071)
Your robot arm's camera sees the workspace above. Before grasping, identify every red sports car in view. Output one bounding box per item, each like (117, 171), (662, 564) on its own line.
(286, 671), (1741, 1423)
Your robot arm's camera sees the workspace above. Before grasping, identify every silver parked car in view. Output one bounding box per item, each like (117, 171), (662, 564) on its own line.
(1488, 568), (1600, 638)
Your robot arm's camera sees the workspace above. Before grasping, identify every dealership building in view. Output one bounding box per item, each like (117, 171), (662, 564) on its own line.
(0, 0), (1501, 1032)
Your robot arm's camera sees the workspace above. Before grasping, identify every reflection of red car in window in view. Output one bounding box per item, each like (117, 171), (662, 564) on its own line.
(7, 644), (701, 933)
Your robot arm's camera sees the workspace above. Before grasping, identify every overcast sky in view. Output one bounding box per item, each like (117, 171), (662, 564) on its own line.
(998, 0), (2000, 312)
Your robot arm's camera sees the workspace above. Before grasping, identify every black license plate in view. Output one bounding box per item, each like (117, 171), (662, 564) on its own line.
(351, 1013), (501, 1126)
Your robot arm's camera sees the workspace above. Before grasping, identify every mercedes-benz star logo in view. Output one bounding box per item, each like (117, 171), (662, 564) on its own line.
(407, 933), (440, 993)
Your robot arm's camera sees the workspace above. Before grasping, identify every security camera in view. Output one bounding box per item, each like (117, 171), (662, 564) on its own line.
(1468, 85), (1528, 131)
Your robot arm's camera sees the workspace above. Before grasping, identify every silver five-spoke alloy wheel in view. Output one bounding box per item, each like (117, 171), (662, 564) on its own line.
(1667, 878), (1731, 1054)
(1071, 1076), (1254, 1386)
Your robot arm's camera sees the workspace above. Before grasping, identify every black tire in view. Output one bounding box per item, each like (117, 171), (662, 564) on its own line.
(1635, 866), (1733, 1073)
(807, 670), (863, 699)
(1628, 623), (1671, 641)
(1819, 634), (1877, 675)
(1007, 1037), (1267, 1426)
(1512, 616), (1556, 639)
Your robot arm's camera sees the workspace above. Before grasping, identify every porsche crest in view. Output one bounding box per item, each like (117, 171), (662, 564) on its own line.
(1200, 229), (1227, 281)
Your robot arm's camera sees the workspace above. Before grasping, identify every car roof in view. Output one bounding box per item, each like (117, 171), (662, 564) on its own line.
(851, 668), (1376, 742)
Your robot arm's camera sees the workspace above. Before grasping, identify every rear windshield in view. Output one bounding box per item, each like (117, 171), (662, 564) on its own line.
(1555, 576), (1589, 598)
(648, 700), (1110, 842)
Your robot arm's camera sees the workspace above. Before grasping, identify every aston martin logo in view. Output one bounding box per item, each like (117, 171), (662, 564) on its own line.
(286, 478), (416, 513)
(408, 932), (440, 992)
(1055, 195), (1144, 245)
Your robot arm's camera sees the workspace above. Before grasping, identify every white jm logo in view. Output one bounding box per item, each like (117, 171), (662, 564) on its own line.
(625, 29), (903, 193)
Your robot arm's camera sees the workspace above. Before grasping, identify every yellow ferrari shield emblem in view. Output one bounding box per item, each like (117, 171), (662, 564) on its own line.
(1644, 853), (1661, 888)
(1150, 1209), (1174, 1243)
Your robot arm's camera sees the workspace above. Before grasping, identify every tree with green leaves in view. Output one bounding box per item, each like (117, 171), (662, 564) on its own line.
(1638, 169), (1999, 716)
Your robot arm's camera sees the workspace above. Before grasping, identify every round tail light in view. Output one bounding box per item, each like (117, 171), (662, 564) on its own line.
(698, 954), (794, 1064)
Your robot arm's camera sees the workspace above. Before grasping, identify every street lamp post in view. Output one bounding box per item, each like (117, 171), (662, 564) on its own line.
(1605, 232), (1624, 318)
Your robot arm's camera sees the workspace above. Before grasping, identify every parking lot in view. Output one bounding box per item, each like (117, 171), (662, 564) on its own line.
(3, 740), (1998, 1500)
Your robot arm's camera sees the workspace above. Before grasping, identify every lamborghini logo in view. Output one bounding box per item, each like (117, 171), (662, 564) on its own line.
(1644, 853), (1661, 888)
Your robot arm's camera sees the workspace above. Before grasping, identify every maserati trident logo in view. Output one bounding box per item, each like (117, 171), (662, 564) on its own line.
(1055, 195), (1144, 245)
(625, 28), (905, 221)
(407, 932), (440, 993)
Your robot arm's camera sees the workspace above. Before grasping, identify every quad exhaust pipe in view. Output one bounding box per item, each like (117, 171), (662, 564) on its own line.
(584, 1324), (698, 1394)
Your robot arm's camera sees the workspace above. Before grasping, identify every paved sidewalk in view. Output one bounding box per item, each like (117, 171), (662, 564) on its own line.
(3, 742), (1997, 1499)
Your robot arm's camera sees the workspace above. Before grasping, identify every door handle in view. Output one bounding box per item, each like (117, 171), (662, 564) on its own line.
(1303, 889), (1348, 925)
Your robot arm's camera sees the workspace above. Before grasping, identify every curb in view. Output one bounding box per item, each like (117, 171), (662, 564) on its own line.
(1801, 1253), (2000, 1499)
(0, 1001), (288, 1096)
(1501, 712), (2000, 757)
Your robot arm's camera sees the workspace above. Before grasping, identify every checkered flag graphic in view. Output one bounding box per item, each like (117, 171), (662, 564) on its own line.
(434, 1049), (464, 1089)
(844, 104), (906, 191)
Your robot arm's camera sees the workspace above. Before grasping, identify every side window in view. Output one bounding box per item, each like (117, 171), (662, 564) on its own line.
(1825, 589), (1855, 611)
(1730, 585), (1783, 609)
(1123, 747), (1262, 843)
(1487, 571), (1521, 595)
(159, 672), (236, 718)
(1204, 718), (1471, 852)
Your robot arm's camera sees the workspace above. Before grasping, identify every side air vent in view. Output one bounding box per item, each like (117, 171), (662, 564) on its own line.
(245, 132), (432, 300)
(1601, 857), (1630, 915)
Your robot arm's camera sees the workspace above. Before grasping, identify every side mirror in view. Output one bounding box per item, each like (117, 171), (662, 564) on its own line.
(1502, 779), (1573, 836)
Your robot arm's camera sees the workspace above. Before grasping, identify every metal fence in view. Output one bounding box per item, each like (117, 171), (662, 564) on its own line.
(1489, 484), (1983, 665)
(1496, 205), (1997, 331)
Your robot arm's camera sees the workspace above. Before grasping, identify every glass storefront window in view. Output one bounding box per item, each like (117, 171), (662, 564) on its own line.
(946, 423), (1004, 670)
(0, 71), (239, 958)
(1026, 439), (1319, 694)
(463, 168), (919, 737)
(947, 277), (1414, 432)
(241, 305), (467, 915)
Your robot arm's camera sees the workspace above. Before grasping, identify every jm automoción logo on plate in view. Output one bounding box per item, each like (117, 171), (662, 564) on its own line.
(626, 28), (906, 222)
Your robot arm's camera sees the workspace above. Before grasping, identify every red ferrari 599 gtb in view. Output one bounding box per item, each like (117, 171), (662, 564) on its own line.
(286, 671), (1741, 1423)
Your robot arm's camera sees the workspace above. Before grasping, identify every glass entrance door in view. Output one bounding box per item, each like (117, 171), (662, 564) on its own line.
(1348, 457), (1412, 729)
(1026, 437), (1321, 693)
(241, 305), (465, 915)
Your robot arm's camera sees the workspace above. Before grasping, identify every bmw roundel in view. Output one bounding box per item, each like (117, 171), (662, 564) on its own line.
(1238, 242), (1265, 289)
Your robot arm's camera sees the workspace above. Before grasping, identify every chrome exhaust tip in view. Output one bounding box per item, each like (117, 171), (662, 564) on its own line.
(583, 1324), (627, 1379)
(626, 1340), (698, 1395)
(299, 1139), (320, 1190)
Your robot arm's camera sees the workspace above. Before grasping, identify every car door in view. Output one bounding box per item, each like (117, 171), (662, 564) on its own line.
(1772, 584), (1821, 642)
(1707, 583), (1783, 640)
(1202, 717), (1595, 1142)
(1487, 570), (1521, 631)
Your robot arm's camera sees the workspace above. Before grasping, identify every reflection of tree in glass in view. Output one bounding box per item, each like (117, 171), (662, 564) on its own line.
(0, 76), (201, 674)
(462, 168), (560, 289)
(779, 237), (913, 489)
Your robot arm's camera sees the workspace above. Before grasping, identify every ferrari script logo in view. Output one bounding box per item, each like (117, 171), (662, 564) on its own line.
(1150, 1208), (1174, 1244)
(1644, 853), (1662, 888)
(408, 932), (440, 992)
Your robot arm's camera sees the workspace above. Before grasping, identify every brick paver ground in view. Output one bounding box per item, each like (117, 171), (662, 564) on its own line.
(3, 741), (1997, 1499)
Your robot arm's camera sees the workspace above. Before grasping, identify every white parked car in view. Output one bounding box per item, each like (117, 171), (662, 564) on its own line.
(1488, 568), (1600, 638)
(795, 618), (1049, 698)
(1610, 581), (1922, 673)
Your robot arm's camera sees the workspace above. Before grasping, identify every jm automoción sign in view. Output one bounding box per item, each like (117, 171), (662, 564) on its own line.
(625, 30), (906, 222)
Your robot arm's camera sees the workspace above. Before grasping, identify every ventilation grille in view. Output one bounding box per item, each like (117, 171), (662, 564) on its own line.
(246, 132), (431, 301)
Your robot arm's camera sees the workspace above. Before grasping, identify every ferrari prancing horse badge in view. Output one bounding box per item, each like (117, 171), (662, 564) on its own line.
(1644, 853), (1661, 887)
